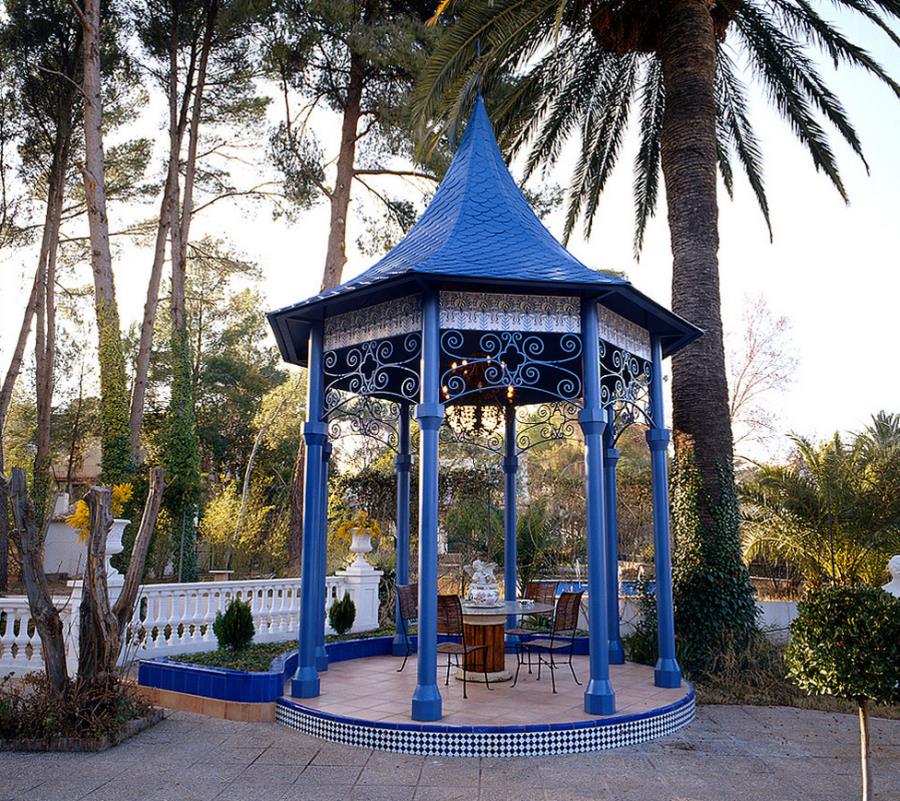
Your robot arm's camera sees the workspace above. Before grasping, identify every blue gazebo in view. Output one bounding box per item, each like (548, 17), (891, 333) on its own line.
(269, 98), (701, 722)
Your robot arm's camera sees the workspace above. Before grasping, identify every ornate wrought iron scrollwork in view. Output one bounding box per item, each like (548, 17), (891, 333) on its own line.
(599, 340), (653, 441)
(323, 333), (420, 413)
(440, 330), (582, 405)
(326, 393), (400, 452)
(440, 404), (505, 454)
(515, 401), (582, 453)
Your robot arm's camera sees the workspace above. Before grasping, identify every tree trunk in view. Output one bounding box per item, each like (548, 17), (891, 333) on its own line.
(129, 7), (200, 466)
(0, 476), (7, 592)
(77, 0), (132, 484)
(78, 485), (116, 686)
(7, 469), (69, 693)
(859, 700), (871, 801)
(0, 273), (40, 463)
(287, 438), (305, 576)
(320, 50), (365, 291)
(659, 0), (732, 521)
(287, 51), (365, 571)
(128, 163), (179, 465)
(34, 118), (72, 517)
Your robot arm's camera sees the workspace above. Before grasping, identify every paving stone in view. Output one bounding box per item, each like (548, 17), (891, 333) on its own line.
(0, 705), (897, 801)
(350, 785), (416, 801)
(298, 765), (364, 785)
(357, 764), (422, 786)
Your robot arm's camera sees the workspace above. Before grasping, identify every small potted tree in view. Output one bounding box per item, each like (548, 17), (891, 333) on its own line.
(785, 585), (900, 801)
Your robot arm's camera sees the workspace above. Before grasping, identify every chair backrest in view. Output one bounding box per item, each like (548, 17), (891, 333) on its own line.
(552, 591), (583, 637)
(437, 594), (464, 637)
(524, 581), (556, 607)
(397, 583), (418, 623)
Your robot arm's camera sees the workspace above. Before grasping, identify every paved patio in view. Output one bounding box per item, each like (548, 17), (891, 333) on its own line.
(1, 706), (897, 801)
(294, 655), (687, 725)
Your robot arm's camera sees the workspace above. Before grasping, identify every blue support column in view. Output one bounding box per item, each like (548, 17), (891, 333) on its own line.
(604, 409), (625, 665)
(503, 406), (518, 634)
(392, 402), (413, 657)
(315, 441), (332, 672)
(579, 300), (616, 715)
(411, 290), (443, 722)
(647, 335), (682, 689)
(291, 322), (326, 698)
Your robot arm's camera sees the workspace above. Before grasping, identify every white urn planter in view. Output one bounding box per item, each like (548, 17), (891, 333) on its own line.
(347, 526), (374, 573)
(105, 518), (129, 587)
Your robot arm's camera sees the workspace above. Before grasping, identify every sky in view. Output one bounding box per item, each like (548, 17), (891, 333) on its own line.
(2, 13), (899, 464)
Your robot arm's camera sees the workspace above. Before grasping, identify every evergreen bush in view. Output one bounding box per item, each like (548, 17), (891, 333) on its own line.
(213, 598), (255, 652)
(329, 592), (356, 636)
(785, 585), (900, 801)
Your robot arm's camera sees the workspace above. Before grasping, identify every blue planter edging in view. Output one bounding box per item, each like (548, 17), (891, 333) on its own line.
(138, 633), (591, 705)
(139, 634), (401, 704)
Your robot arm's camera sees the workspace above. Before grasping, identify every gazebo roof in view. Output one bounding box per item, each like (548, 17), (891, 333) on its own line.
(269, 97), (702, 364)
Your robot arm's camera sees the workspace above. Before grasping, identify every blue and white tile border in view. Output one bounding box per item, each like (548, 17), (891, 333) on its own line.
(276, 687), (695, 757)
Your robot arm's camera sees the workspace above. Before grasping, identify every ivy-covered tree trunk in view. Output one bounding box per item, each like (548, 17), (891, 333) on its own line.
(161, 2), (216, 582)
(77, 0), (132, 486)
(164, 327), (202, 582)
(658, 0), (756, 671)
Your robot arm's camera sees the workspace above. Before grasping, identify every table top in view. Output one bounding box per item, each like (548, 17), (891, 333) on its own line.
(461, 600), (553, 617)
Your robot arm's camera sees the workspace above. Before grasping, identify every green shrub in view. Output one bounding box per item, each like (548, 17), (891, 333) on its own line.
(623, 577), (657, 666)
(785, 585), (900, 801)
(213, 599), (255, 652)
(329, 592), (356, 636)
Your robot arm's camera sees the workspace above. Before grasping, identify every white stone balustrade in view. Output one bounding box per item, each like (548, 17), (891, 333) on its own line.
(0, 572), (381, 677)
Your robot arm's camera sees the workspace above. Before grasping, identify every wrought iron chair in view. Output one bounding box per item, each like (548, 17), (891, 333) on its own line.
(395, 582), (418, 673)
(507, 581), (556, 672)
(512, 591), (584, 694)
(436, 594), (492, 698)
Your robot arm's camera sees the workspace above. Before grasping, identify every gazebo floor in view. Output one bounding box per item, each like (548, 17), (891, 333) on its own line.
(276, 654), (694, 757)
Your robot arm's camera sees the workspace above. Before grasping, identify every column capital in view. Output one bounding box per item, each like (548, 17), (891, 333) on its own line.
(646, 428), (670, 452)
(579, 406), (607, 436)
(605, 447), (620, 464)
(414, 402), (445, 429)
(502, 455), (519, 474)
(322, 441), (333, 459)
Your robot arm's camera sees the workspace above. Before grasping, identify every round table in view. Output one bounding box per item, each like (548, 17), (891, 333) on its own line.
(457, 600), (554, 683)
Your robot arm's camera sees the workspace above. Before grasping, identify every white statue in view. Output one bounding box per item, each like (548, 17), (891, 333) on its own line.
(465, 560), (501, 607)
(882, 555), (900, 598)
(465, 559), (498, 586)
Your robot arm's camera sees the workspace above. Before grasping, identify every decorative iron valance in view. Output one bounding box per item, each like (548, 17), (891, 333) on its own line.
(440, 291), (579, 334)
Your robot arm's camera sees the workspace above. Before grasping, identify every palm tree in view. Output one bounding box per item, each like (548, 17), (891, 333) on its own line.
(740, 432), (900, 585)
(413, 0), (899, 658)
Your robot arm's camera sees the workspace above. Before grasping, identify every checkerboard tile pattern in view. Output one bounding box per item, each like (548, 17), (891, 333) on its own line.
(276, 689), (695, 757)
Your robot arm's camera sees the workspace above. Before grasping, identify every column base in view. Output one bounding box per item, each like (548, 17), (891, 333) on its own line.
(411, 684), (442, 722)
(392, 638), (413, 657)
(584, 679), (616, 715)
(608, 639), (625, 665)
(654, 658), (682, 688)
(315, 646), (329, 672)
(291, 667), (320, 699)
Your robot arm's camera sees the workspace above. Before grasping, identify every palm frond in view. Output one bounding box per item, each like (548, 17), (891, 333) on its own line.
(563, 54), (638, 242)
(632, 57), (664, 257)
(831, 0), (900, 50)
(735, 2), (868, 198)
(773, 0), (900, 95)
(716, 51), (772, 239)
(412, 0), (558, 156)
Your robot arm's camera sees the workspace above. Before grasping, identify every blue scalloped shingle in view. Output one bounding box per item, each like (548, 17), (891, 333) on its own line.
(282, 97), (625, 311)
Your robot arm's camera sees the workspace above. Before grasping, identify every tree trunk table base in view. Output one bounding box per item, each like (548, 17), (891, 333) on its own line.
(457, 618), (512, 683)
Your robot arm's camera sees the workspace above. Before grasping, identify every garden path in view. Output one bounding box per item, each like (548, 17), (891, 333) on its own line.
(0, 705), (897, 801)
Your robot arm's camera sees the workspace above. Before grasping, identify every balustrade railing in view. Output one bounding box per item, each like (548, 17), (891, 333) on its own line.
(0, 572), (379, 676)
